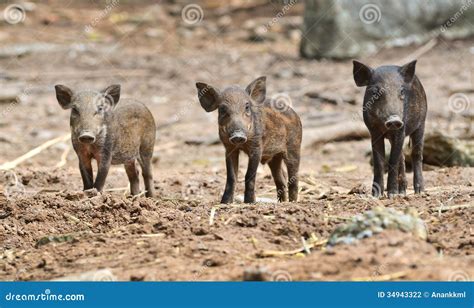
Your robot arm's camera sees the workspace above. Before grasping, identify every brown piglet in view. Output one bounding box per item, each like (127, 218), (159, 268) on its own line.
(55, 84), (156, 197)
(196, 77), (302, 203)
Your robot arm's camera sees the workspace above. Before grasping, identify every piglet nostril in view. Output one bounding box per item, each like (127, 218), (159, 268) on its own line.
(384, 116), (404, 130)
(229, 136), (247, 145)
(229, 131), (247, 145)
(78, 133), (96, 144)
(385, 120), (403, 130)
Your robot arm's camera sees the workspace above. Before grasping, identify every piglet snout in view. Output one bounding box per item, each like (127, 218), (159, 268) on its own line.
(384, 115), (404, 130)
(78, 132), (96, 144)
(229, 131), (247, 145)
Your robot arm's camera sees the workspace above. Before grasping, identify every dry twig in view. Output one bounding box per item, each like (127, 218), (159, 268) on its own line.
(0, 133), (70, 170)
(352, 271), (408, 281)
(257, 239), (327, 258)
(397, 38), (438, 65)
(209, 207), (217, 226)
(55, 145), (71, 168)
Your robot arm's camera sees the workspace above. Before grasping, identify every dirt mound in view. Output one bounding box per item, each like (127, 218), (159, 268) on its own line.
(1, 167), (472, 281)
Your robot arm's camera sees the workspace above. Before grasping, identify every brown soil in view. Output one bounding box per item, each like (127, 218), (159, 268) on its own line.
(0, 1), (472, 281)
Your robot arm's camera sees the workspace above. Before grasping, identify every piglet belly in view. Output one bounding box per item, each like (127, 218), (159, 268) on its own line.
(111, 150), (140, 165)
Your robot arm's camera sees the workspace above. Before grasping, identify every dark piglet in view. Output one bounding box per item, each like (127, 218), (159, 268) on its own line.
(353, 60), (427, 198)
(55, 84), (156, 197)
(196, 77), (302, 203)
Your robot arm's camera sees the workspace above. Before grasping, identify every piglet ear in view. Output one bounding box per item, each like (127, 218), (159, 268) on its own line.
(196, 82), (220, 112)
(399, 60), (417, 83)
(55, 85), (74, 109)
(246, 76), (266, 104)
(353, 60), (373, 87)
(102, 84), (121, 106)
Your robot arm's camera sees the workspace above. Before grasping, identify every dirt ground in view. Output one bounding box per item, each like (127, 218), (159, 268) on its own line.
(0, 1), (473, 281)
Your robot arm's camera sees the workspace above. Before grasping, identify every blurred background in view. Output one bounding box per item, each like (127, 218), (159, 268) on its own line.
(0, 0), (472, 195)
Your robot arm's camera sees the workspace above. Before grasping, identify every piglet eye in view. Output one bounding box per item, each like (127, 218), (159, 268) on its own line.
(245, 102), (251, 113)
(71, 107), (79, 115)
(399, 89), (406, 100)
(218, 105), (227, 114)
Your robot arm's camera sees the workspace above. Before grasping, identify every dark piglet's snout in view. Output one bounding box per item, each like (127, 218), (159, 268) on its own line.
(384, 115), (404, 130)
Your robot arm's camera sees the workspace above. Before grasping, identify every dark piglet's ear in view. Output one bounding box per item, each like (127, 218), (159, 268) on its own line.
(353, 60), (373, 87)
(245, 76), (266, 104)
(399, 60), (417, 83)
(196, 82), (220, 112)
(55, 85), (74, 109)
(102, 84), (121, 106)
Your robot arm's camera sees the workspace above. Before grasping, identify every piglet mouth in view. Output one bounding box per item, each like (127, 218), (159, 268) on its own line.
(229, 131), (247, 145)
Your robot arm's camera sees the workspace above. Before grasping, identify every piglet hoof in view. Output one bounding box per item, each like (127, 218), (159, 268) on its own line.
(371, 183), (383, 198)
(387, 192), (398, 199)
(244, 196), (256, 204)
(388, 192), (407, 199)
(414, 186), (424, 194)
(220, 197), (234, 204)
(84, 188), (100, 198)
(371, 192), (383, 199)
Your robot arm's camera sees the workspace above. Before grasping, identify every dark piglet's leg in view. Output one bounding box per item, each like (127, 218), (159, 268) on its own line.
(398, 153), (407, 195)
(285, 153), (300, 202)
(139, 156), (155, 198)
(244, 149), (261, 203)
(371, 134), (385, 197)
(124, 160), (140, 196)
(78, 156), (94, 190)
(221, 149), (239, 204)
(268, 155), (287, 202)
(93, 152), (112, 192)
(411, 127), (425, 193)
(387, 134), (404, 197)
